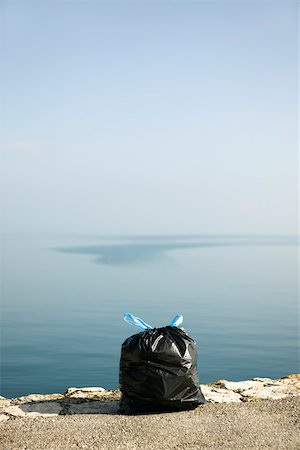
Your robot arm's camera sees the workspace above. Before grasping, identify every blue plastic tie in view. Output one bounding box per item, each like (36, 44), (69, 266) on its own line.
(123, 313), (184, 329)
(169, 314), (184, 327)
(123, 313), (153, 330)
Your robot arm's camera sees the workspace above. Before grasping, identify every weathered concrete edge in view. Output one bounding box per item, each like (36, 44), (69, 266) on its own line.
(0, 374), (299, 420)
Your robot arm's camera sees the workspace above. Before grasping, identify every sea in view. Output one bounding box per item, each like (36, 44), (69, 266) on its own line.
(1, 234), (299, 398)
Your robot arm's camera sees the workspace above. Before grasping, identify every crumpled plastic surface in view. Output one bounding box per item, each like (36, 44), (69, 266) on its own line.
(119, 326), (206, 414)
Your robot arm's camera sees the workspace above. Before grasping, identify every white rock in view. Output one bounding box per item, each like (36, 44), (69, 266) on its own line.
(64, 388), (118, 400)
(200, 386), (242, 403)
(241, 384), (299, 401)
(0, 414), (9, 422)
(0, 396), (6, 400)
(16, 393), (64, 403)
(77, 387), (106, 392)
(280, 377), (300, 387)
(4, 401), (62, 417)
(214, 380), (263, 392)
(252, 377), (273, 382)
(282, 374), (300, 380)
(64, 387), (105, 395)
(3, 375), (298, 417)
(3, 405), (26, 417)
(0, 399), (11, 410)
(64, 387), (77, 394)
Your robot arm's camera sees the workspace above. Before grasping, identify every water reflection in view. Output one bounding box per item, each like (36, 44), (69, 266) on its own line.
(54, 236), (298, 266)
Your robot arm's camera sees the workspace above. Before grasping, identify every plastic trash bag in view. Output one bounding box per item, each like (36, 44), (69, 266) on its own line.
(119, 313), (206, 414)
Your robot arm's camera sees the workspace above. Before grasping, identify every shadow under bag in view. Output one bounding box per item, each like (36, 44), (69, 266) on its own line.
(119, 313), (206, 414)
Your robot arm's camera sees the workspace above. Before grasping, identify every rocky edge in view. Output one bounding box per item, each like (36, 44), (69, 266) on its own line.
(0, 374), (299, 421)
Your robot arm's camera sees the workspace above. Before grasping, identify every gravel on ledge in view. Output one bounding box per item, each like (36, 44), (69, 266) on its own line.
(0, 397), (299, 450)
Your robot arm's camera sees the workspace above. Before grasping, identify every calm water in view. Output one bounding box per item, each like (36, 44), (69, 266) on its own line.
(1, 234), (299, 398)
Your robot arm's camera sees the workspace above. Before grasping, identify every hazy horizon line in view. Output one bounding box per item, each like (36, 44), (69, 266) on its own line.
(1, 232), (299, 239)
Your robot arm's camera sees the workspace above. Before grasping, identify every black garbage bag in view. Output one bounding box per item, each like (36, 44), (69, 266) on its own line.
(119, 316), (206, 414)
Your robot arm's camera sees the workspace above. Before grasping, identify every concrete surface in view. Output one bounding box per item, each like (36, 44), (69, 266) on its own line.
(0, 397), (299, 450)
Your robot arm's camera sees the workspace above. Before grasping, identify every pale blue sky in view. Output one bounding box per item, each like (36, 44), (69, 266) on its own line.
(1, 1), (298, 235)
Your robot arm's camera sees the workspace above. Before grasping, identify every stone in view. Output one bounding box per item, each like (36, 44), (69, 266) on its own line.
(279, 377), (300, 391)
(4, 401), (62, 417)
(205, 375), (300, 402)
(0, 399), (12, 415)
(252, 377), (273, 382)
(211, 379), (263, 392)
(64, 387), (105, 395)
(13, 393), (64, 404)
(3, 405), (26, 417)
(241, 382), (300, 401)
(200, 385), (242, 403)
(2, 374), (299, 418)
(0, 414), (9, 422)
(73, 387), (105, 392)
(282, 374), (300, 380)
(64, 387), (120, 401)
